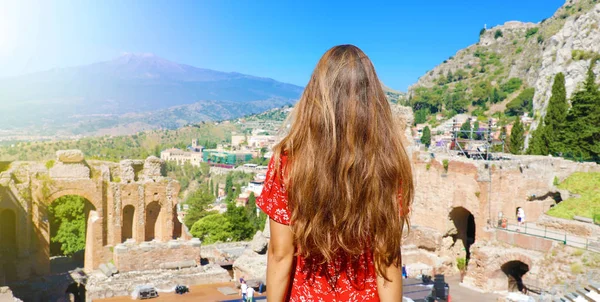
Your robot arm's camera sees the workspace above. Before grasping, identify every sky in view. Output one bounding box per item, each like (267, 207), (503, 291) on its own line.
(0, 0), (565, 91)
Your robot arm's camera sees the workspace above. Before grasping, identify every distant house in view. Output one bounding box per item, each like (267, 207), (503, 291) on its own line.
(202, 149), (253, 165)
(247, 180), (265, 196)
(160, 147), (204, 167)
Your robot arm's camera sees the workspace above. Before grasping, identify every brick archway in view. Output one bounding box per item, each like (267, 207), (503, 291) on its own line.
(122, 205), (135, 243)
(485, 253), (533, 292)
(449, 206), (477, 261)
(0, 152), (180, 283)
(44, 188), (102, 273)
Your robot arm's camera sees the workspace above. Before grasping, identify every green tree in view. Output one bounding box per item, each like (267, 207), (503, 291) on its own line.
(491, 87), (501, 104)
(545, 73), (568, 154)
(501, 78), (523, 94)
(190, 214), (233, 244)
(421, 126), (432, 148)
(224, 202), (254, 241)
(494, 29), (503, 39)
(563, 64), (600, 161)
(473, 121), (482, 140)
(509, 118), (525, 154)
(446, 71), (454, 83)
(183, 188), (217, 229)
(472, 81), (492, 106)
(525, 27), (539, 39)
(505, 88), (535, 116)
(225, 174), (233, 199)
(49, 195), (87, 256)
(209, 179), (214, 196)
(527, 122), (549, 155)
(414, 108), (428, 125)
(493, 126), (509, 152)
(455, 69), (467, 81)
(459, 119), (472, 139)
(200, 162), (210, 176)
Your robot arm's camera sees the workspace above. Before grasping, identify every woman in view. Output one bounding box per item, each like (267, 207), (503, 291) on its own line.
(256, 45), (414, 301)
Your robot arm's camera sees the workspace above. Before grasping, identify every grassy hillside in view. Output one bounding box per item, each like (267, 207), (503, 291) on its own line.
(547, 172), (600, 220)
(406, 0), (599, 127)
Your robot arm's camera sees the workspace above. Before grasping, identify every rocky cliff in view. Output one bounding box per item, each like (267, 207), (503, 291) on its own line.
(530, 2), (600, 133)
(408, 0), (600, 142)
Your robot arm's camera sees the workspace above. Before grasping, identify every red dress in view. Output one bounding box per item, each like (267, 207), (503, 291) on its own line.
(256, 155), (380, 301)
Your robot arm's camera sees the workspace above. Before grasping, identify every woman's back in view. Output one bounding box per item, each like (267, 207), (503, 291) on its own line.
(257, 45), (414, 301)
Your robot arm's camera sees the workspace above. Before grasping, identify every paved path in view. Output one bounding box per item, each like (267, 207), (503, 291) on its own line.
(98, 282), (265, 302)
(503, 222), (600, 252)
(97, 277), (500, 302)
(445, 275), (501, 302)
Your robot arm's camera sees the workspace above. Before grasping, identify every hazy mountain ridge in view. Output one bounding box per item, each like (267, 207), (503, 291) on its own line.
(0, 53), (303, 137)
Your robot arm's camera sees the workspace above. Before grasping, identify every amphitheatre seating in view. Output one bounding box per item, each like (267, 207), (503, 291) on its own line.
(563, 292), (578, 301)
(589, 282), (600, 292)
(575, 287), (595, 302)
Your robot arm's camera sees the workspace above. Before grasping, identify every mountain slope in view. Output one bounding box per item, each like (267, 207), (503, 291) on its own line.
(407, 0), (600, 138)
(0, 54), (303, 136)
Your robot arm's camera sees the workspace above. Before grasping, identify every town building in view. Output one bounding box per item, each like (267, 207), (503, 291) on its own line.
(231, 134), (277, 148)
(160, 148), (204, 167)
(202, 149), (253, 165)
(247, 180), (264, 196)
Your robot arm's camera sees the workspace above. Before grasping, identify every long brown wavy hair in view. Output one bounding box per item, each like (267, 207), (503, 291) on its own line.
(272, 45), (414, 282)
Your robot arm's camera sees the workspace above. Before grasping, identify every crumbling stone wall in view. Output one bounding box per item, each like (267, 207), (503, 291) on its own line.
(410, 153), (600, 244)
(113, 239), (201, 273)
(0, 150), (182, 284)
(405, 151), (600, 292)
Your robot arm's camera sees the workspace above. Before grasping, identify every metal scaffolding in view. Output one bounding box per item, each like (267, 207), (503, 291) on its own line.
(449, 117), (507, 160)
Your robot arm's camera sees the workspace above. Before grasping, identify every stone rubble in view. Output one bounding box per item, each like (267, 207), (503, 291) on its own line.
(56, 150), (85, 163)
(250, 231), (268, 254)
(86, 264), (230, 300)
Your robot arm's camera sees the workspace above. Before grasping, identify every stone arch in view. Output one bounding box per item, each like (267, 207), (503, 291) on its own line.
(0, 209), (17, 248)
(46, 194), (97, 272)
(145, 201), (161, 241)
(46, 188), (100, 211)
(121, 205), (135, 243)
(502, 261), (529, 292)
(172, 204), (182, 239)
(449, 206), (476, 261)
(486, 253), (533, 292)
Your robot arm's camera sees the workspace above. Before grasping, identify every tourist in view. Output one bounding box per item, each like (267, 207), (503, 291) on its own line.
(246, 286), (255, 302)
(402, 265), (408, 279)
(256, 45), (414, 301)
(517, 207), (525, 230)
(240, 280), (247, 301)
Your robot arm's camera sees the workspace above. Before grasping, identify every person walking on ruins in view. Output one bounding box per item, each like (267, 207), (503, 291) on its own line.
(517, 207), (525, 231)
(246, 285), (255, 302)
(257, 45), (414, 301)
(240, 280), (248, 301)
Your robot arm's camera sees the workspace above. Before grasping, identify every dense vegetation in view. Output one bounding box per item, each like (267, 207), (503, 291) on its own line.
(180, 170), (266, 245)
(409, 63), (532, 127)
(421, 126), (431, 148)
(408, 0), (600, 137)
(527, 65), (600, 162)
(243, 106), (291, 122)
(508, 117), (524, 154)
(49, 195), (88, 256)
(187, 173), (266, 244)
(0, 122), (237, 162)
(165, 162), (210, 192)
